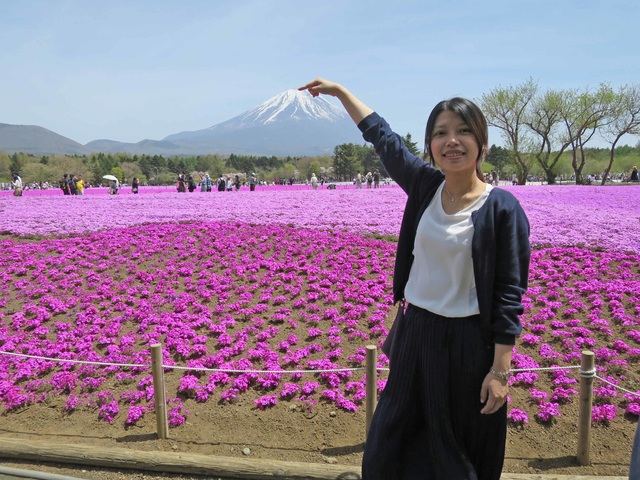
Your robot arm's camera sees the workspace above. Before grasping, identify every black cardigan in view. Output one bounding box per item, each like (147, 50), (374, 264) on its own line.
(358, 113), (531, 345)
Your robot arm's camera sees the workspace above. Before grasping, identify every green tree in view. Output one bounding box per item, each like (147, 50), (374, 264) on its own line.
(307, 161), (321, 179)
(401, 133), (421, 156)
(154, 172), (177, 185)
(333, 143), (360, 180)
(10, 153), (22, 176)
(227, 154), (255, 174)
(21, 162), (55, 183)
(110, 166), (124, 183)
(121, 162), (144, 184)
(356, 144), (385, 176)
(48, 154), (91, 182)
(139, 155), (168, 180)
(89, 153), (119, 184)
(296, 156), (322, 180)
(485, 145), (512, 177)
(0, 153), (11, 181)
(195, 154), (225, 177)
(274, 164), (295, 181)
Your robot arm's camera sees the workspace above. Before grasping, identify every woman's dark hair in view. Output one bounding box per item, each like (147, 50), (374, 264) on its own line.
(423, 97), (488, 182)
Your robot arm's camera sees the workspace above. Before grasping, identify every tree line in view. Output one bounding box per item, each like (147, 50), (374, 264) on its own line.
(480, 80), (640, 185)
(3, 136), (638, 188)
(0, 150), (336, 186)
(2, 80), (639, 186)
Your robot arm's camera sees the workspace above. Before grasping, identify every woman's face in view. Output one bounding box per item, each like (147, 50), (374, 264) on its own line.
(430, 110), (481, 176)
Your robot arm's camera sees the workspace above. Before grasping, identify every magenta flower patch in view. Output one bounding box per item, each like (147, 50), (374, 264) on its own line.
(0, 223), (397, 419)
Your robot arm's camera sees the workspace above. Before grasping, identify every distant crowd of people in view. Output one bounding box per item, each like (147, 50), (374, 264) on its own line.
(176, 172), (255, 193)
(11, 167), (634, 197)
(352, 169), (385, 189)
(58, 174), (86, 195)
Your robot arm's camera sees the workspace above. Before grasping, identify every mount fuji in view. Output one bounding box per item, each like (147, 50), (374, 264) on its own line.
(162, 89), (364, 156)
(2, 90), (365, 156)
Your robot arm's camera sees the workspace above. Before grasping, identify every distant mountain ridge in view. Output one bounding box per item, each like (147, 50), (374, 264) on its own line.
(0, 123), (91, 156)
(0, 89), (363, 156)
(84, 138), (185, 156)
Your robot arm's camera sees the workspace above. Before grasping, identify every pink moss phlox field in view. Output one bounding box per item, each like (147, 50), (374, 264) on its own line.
(1, 223), (639, 426)
(513, 245), (640, 423)
(0, 223), (397, 420)
(1, 185), (639, 252)
(505, 185), (640, 252)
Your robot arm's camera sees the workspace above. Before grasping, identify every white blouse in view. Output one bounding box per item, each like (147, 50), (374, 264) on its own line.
(404, 182), (493, 317)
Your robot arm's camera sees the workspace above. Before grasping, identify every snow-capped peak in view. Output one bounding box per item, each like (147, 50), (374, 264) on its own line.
(234, 89), (348, 125)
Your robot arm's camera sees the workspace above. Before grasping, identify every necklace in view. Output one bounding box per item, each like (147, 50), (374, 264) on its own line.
(443, 181), (477, 202)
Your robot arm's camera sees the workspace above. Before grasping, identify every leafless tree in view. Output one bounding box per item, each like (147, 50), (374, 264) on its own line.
(523, 88), (574, 185)
(600, 84), (640, 184)
(480, 78), (537, 185)
(557, 84), (613, 184)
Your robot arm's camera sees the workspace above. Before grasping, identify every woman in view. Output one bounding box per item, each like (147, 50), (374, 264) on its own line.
(234, 175), (241, 192)
(299, 78), (530, 480)
(177, 172), (186, 193)
(355, 170), (363, 188)
(188, 175), (197, 192)
(631, 166), (639, 182)
(131, 177), (139, 194)
(11, 173), (22, 197)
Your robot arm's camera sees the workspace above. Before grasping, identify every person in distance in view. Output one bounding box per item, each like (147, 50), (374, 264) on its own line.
(299, 78), (531, 480)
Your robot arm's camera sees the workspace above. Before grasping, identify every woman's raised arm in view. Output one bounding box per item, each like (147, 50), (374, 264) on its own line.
(299, 78), (374, 126)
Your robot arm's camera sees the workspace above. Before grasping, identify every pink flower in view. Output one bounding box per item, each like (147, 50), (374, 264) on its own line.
(592, 404), (619, 423)
(254, 395), (278, 410)
(508, 408), (529, 424)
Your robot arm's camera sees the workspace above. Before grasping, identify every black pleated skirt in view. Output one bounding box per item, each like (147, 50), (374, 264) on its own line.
(362, 304), (507, 480)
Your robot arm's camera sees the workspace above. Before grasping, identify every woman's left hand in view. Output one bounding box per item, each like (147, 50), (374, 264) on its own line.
(480, 373), (509, 414)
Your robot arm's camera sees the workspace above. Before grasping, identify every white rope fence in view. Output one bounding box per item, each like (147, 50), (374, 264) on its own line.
(2, 351), (635, 393)
(0, 348), (637, 463)
(0, 350), (379, 374)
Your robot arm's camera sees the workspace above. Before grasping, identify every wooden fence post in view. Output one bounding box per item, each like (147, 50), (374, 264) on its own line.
(151, 343), (169, 440)
(365, 345), (378, 438)
(577, 350), (595, 465)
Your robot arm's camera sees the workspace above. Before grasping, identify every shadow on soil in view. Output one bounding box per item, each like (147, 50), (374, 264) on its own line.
(517, 455), (579, 470)
(321, 442), (365, 457)
(116, 433), (158, 443)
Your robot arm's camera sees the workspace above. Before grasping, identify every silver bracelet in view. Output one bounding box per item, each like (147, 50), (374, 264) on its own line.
(490, 368), (511, 381)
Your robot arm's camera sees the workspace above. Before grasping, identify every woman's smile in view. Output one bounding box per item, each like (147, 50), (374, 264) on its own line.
(443, 150), (466, 159)
(431, 110), (479, 174)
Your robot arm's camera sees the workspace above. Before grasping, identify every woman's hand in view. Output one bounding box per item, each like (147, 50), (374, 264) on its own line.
(480, 372), (509, 414)
(298, 78), (374, 125)
(298, 78), (344, 98)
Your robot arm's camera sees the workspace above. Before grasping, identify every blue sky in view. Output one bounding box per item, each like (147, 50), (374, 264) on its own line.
(1, 0), (638, 149)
